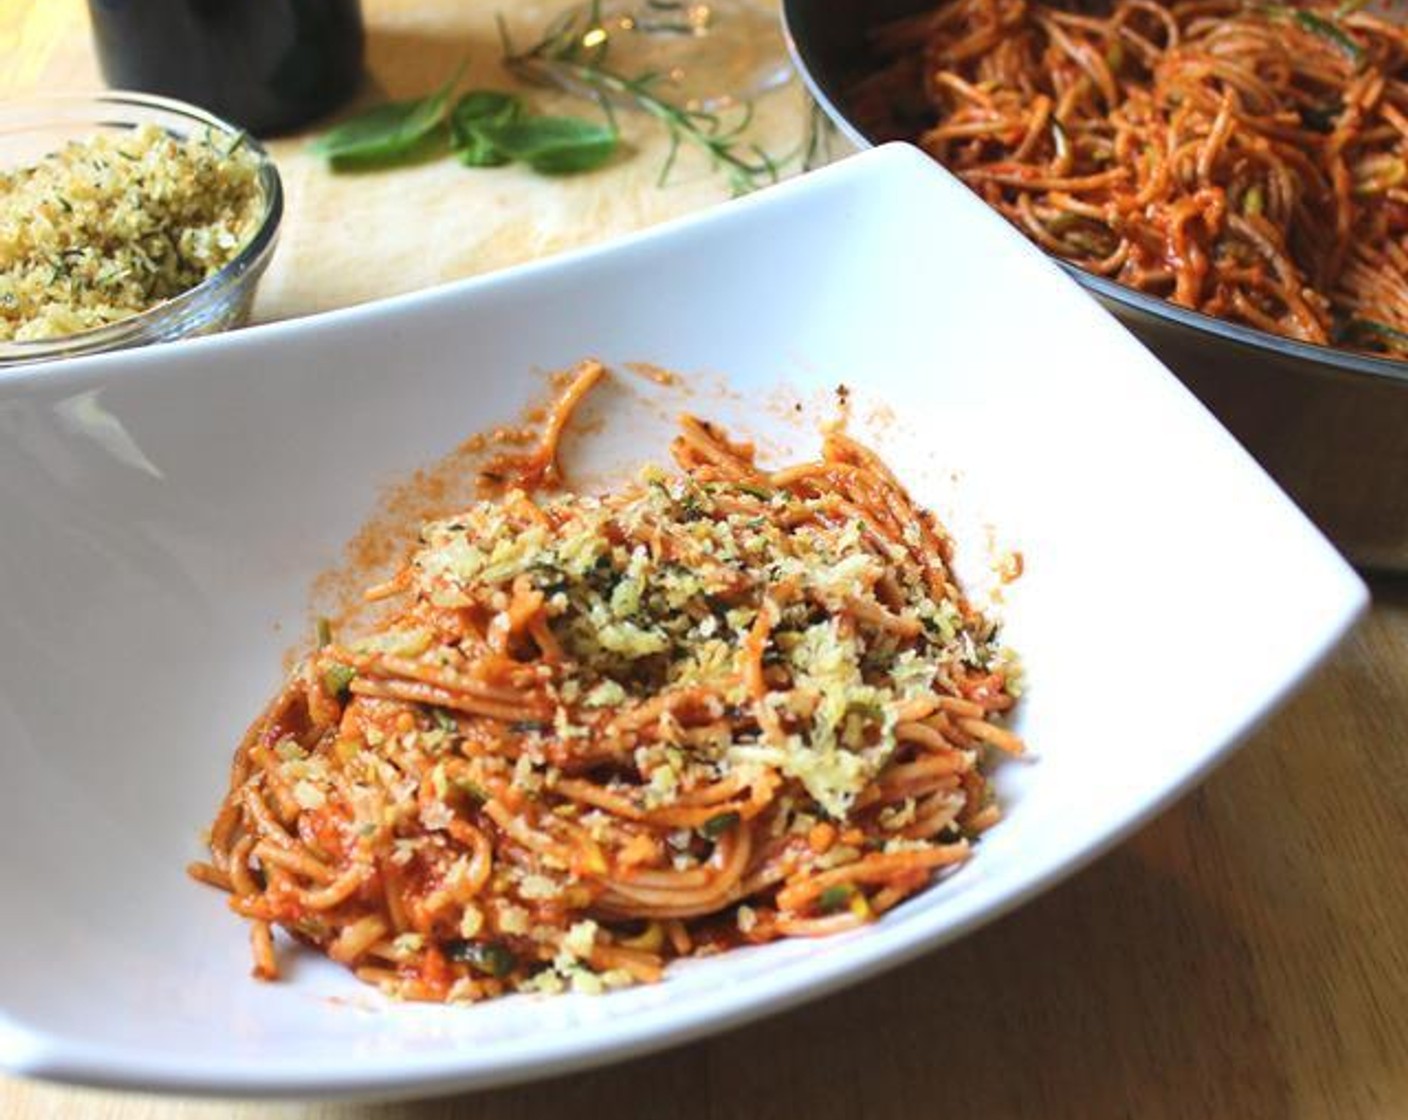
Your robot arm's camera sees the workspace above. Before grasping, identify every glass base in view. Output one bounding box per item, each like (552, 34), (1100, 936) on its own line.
(575, 0), (792, 110)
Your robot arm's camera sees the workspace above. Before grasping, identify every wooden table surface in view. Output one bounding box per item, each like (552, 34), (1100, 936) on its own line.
(5, 2), (1408, 1117)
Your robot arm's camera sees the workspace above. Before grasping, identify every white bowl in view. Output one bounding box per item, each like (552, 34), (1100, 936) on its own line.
(0, 145), (1366, 1100)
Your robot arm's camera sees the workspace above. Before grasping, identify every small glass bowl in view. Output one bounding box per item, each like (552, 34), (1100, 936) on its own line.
(0, 92), (284, 367)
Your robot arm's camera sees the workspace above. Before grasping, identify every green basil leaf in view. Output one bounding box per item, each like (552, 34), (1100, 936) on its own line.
(451, 90), (523, 140)
(308, 101), (425, 160)
(311, 69), (461, 166)
(456, 132), (512, 167)
(449, 91), (525, 167)
(476, 117), (618, 175)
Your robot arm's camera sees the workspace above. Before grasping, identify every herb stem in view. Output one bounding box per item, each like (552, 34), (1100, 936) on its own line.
(499, 7), (801, 196)
(512, 54), (775, 191)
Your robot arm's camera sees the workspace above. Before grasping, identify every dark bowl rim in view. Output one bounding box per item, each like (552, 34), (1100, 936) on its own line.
(0, 91), (284, 363)
(780, 0), (1408, 390)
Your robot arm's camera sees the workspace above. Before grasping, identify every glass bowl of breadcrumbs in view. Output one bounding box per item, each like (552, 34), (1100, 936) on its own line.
(0, 92), (283, 366)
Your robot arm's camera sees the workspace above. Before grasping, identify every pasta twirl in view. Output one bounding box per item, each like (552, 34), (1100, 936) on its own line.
(192, 363), (1024, 1002)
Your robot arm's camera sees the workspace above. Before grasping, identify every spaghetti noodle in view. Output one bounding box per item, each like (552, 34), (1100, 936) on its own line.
(854, 0), (1408, 357)
(192, 362), (1023, 1001)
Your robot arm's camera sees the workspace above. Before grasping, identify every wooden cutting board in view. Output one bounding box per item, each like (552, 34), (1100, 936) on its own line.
(2, 0), (823, 323)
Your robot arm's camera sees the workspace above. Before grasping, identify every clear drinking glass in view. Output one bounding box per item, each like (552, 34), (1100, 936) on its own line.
(569, 0), (792, 109)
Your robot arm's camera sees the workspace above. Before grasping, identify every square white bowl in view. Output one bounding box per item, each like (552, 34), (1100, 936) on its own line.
(0, 145), (1365, 1100)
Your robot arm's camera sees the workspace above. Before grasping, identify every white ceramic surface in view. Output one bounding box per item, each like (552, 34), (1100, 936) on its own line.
(0, 145), (1367, 1100)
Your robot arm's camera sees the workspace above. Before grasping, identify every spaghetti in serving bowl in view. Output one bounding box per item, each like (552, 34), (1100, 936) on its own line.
(193, 362), (1024, 1003)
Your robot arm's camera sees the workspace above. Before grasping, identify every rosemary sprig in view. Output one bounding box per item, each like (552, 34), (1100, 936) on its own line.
(498, 2), (796, 195)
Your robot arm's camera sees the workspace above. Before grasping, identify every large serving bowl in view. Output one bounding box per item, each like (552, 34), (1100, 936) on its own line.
(783, 0), (1408, 572)
(0, 146), (1364, 1099)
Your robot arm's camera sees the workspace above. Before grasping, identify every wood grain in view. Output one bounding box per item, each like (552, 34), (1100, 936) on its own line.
(4, 2), (1408, 1117)
(0, 0), (816, 321)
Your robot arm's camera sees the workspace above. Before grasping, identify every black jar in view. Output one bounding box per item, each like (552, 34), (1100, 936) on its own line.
(87, 0), (365, 136)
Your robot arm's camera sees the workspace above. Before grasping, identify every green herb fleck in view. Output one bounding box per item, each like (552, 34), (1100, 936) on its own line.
(700, 810), (740, 840)
(431, 707), (459, 733)
(322, 662), (357, 698)
(445, 940), (517, 977)
(1341, 318), (1408, 354)
(1302, 101), (1342, 132)
(1293, 10), (1365, 66)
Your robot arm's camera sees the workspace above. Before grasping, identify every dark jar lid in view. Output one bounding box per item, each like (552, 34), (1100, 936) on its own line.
(88, 0), (365, 137)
